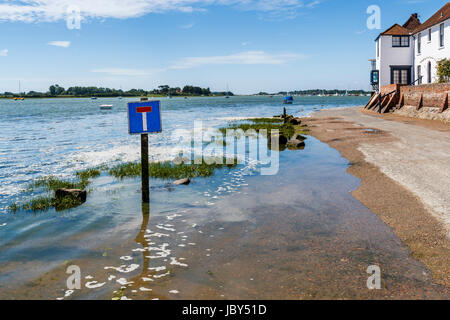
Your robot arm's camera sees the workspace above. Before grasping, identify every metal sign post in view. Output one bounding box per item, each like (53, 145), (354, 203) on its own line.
(127, 100), (162, 203)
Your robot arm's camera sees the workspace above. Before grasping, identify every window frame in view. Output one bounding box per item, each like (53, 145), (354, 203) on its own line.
(390, 66), (411, 85)
(428, 28), (432, 42)
(427, 62), (432, 84)
(440, 23), (445, 48)
(392, 35), (410, 47)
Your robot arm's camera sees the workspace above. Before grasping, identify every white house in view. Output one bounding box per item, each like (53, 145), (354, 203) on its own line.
(413, 4), (450, 84)
(375, 3), (450, 88)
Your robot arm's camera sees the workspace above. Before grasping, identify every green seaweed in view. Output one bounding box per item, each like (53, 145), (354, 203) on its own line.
(109, 157), (238, 180)
(75, 168), (102, 180)
(28, 176), (91, 192)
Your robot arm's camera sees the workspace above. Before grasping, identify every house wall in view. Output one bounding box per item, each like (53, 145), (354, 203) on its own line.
(376, 35), (414, 87)
(393, 83), (450, 121)
(414, 18), (450, 84)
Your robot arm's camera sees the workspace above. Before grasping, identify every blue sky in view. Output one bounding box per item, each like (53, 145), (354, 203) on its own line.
(0, 0), (447, 94)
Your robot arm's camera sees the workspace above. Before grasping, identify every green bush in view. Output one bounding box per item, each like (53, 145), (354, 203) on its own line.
(437, 59), (450, 83)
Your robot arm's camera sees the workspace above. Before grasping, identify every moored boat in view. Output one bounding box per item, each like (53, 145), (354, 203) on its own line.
(283, 96), (294, 104)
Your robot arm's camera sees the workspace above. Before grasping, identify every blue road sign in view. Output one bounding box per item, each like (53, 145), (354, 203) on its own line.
(127, 101), (162, 134)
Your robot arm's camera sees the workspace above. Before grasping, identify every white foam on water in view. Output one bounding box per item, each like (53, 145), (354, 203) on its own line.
(140, 287), (152, 292)
(145, 231), (169, 238)
(116, 278), (133, 286)
(120, 256), (133, 261)
(169, 290), (179, 294)
(153, 272), (170, 279)
(170, 257), (188, 267)
(142, 277), (154, 282)
(85, 281), (106, 289)
(156, 225), (175, 232)
(148, 266), (166, 272)
(147, 243), (171, 259)
(64, 290), (74, 298)
(105, 264), (139, 273)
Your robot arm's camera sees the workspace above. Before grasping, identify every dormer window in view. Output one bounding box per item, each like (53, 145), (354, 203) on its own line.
(392, 35), (410, 47)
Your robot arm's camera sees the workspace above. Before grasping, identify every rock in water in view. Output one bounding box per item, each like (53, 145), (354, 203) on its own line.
(173, 178), (191, 186)
(288, 118), (302, 125)
(287, 139), (306, 149)
(55, 189), (87, 203)
(268, 134), (288, 146)
(291, 133), (307, 141)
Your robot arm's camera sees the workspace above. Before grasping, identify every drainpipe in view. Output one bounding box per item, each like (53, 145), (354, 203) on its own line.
(412, 34), (415, 85)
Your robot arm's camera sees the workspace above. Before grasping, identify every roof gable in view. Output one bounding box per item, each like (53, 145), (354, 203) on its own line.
(403, 14), (421, 31)
(380, 24), (411, 36)
(414, 2), (450, 33)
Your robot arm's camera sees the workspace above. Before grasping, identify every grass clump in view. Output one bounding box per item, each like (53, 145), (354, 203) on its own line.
(75, 168), (101, 180)
(28, 176), (91, 192)
(248, 118), (284, 124)
(12, 170), (97, 213)
(15, 195), (84, 212)
(219, 117), (309, 138)
(109, 157), (238, 180)
(220, 122), (296, 138)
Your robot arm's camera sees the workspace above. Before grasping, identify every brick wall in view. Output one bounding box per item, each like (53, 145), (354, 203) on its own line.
(400, 83), (450, 109)
(380, 84), (404, 96)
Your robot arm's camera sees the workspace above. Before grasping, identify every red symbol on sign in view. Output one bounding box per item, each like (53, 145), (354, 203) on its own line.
(137, 106), (152, 131)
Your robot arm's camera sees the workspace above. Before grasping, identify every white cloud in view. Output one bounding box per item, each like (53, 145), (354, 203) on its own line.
(180, 22), (195, 29)
(171, 51), (307, 69)
(0, 0), (320, 23)
(48, 41), (71, 48)
(91, 68), (163, 76)
(0, 49), (8, 56)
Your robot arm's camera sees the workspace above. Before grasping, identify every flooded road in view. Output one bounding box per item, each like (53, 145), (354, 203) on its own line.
(1, 136), (446, 299)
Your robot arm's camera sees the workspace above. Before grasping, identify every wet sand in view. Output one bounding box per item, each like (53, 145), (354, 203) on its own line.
(301, 107), (450, 289)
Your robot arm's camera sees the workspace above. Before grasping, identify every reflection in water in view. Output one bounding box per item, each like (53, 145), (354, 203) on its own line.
(125, 203), (153, 298)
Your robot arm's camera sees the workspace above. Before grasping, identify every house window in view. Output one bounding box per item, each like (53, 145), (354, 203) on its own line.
(440, 24), (445, 47)
(392, 36), (409, 47)
(418, 33), (421, 53)
(429, 29), (432, 41)
(428, 62), (432, 83)
(417, 65), (422, 84)
(391, 66), (411, 85)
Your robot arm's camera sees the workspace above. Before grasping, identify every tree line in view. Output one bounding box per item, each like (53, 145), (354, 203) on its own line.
(257, 89), (371, 96)
(1, 84), (234, 98)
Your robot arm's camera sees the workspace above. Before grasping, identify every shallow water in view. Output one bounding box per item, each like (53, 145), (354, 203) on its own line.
(3, 95), (445, 299)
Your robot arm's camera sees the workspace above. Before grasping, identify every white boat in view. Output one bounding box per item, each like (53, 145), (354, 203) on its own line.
(100, 104), (113, 110)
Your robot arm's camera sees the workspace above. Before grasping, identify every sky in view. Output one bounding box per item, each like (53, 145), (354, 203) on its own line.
(0, 0), (447, 94)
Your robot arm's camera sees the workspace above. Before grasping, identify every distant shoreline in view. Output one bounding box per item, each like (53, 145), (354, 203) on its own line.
(0, 95), (229, 100)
